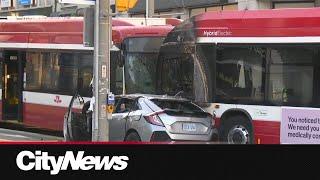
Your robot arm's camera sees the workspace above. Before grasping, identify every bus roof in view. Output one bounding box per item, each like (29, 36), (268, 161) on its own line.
(112, 25), (174, 44)
(195, 8), (320, 38)
(0, 17), (174, 45)
(0, 17), (134, 32)
(164, 8), (320, 45)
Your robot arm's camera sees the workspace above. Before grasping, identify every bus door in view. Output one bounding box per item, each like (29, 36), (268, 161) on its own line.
(2, 51), (24, 121)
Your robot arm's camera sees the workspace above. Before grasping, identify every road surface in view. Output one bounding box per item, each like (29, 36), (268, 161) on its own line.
(0, 128), (63, 141)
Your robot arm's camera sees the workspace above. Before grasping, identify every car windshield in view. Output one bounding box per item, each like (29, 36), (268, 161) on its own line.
(150, 99), (204, 114)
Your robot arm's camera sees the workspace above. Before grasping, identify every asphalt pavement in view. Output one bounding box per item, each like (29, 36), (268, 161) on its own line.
(0, 128), (63, 141)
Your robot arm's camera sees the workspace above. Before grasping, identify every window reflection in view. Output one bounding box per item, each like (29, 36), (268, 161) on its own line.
(25, 51), (93, 96)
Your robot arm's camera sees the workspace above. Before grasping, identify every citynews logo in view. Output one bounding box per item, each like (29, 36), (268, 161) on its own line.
(16, 151), (129, 175)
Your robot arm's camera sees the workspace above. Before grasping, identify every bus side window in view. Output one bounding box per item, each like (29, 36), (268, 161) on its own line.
(215, 46), (265, 103)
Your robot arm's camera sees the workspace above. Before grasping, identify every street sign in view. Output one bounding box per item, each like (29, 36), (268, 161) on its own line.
(107, 93), (115, 105)
(102, 65), (107, 78)
(116, 0), (138, 12)
(59, 0), (95, 5)
(19, 0), (31, 5)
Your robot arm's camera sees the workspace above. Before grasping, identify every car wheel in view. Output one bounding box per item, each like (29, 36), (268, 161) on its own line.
(124, 131), (141, 142)
(220, 115), (253, 144)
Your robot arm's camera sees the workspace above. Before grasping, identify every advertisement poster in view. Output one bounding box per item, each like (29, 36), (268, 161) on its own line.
(19, 0), (31, 5)
(281, 107), (320, 144)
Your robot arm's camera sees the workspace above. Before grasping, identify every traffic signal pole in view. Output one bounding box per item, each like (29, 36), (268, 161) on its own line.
(92, 0), (111, 141)
(146, 0), (154, 18)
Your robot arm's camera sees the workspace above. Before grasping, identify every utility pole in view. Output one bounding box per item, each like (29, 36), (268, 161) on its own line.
(146, 0), (149, 18)
(146, 0), (154, 18)
(92, 0), (111, 141)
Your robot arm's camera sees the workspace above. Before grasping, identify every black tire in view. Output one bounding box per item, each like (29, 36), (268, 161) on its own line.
(220, 115), (254, 144)
(124, 131), (141, 142)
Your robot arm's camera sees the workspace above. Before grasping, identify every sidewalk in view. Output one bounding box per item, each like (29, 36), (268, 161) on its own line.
(0, 120), (63, 138)
(0, 128), (63, 141)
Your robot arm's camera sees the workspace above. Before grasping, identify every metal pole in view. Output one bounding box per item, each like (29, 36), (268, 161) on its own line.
(146, 0), (154, 18)
(146, 0), (149, 18)
(92, 0), (110, 141)
(92, 0), (99, 141)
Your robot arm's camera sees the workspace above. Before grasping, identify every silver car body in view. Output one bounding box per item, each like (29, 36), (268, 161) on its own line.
(109, 94), (218, 142)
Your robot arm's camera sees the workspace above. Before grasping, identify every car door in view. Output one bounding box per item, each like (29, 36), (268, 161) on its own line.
(109, 98), (135, 141)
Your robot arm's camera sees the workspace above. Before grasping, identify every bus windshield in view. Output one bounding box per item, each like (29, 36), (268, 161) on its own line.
(124, 37), (165, 94)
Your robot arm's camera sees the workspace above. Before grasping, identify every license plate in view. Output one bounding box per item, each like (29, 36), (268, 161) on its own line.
(182, 123), (197, 132)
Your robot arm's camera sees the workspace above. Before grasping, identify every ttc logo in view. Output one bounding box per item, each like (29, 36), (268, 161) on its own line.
(54, 96), (62, 104)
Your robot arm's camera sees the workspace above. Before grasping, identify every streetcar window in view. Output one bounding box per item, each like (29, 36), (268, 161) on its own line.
(25, 52), (42, 91)
(25, 51), (93, 96)
(78, 53), (93, 97)
(41, 53), (59, 91)
(58, 53), (78, 95)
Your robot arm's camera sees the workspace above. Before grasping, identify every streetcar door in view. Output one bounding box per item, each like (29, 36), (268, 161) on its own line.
(63, 93), (90, 141)
(2, 51), (24, 121)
